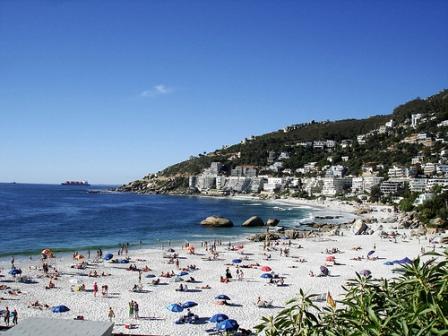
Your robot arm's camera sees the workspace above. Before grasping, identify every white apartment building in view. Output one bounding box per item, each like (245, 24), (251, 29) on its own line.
(423, 163), (436, 176)
(322, 177), (352, 196)
(380, 181), (403, 194)
(426, 178), (448, 191)
(409, 178), (428, 193)
(263, 177), (284, 192)
(388, 166), (406, 178)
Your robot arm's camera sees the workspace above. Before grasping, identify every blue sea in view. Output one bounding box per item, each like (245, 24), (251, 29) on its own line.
(0, 183), (341, 256)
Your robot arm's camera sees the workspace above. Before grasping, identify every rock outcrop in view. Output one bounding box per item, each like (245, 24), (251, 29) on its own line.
(266, 218), (279, 226)
(241, 216), (264, 227)
(200, 216), (234, 227)
(248, 232), (280, 242)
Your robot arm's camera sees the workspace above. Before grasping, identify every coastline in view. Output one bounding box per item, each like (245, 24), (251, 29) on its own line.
(0, 194), (356, 259)
(0, 203), (441, 336)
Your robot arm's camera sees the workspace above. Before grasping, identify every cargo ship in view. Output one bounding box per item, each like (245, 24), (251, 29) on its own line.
(61, 180), (90, 186)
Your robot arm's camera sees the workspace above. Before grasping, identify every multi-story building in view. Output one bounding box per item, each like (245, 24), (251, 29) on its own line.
(409, 178), (428, 193)
(380, 181), (404, 195)
(326, 165), (345, 177)
(263, 177), (284, 192)
(357, 135), (366, 145)
(426, 178), (448, 191)
(313, 141), (326, 149)
(231, 165), (257, 177)
(322, 177), (352, 196)
(423, 163), (436, 176)
(388, 166), (406, 178)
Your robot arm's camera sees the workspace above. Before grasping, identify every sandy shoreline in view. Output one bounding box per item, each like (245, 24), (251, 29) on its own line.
(0, 203), (444, 335)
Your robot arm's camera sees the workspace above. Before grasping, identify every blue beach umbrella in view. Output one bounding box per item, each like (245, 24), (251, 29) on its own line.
(103, 253), (113, 261)
(232, 259), (242, 264)
(177, 271), (189, 276)
(209, 313), (229, 323)
(215, 294), (231, 301)
(51, 305), (70, 313)
(217, 319), (239, 332)
(9, 268), (22, 276)
(260, 273), (273, 279)
(145, 274), (156, 278)
(167, 304), (184, 313)
(181, 301), (198, 308)
(367, 250), (375, 257)
(320, 266), (329, 276)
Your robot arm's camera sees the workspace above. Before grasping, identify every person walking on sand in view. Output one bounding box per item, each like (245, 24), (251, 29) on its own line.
(108, 307), (115, 322)
(93, 282), (98, 297)
(11, 309), (18, 325)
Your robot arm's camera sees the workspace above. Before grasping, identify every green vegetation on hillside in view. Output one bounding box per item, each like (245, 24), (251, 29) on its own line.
(155, 89), (447, 177)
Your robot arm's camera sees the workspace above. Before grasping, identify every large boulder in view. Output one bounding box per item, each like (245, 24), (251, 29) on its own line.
(266, 218), (280, 226)
(242, 216), (264, 227)
(200, 216), (234, 227)
(352, 219), (368, 235)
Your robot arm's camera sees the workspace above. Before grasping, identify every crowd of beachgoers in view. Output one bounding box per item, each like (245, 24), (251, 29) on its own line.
(0, 202), (446, 335)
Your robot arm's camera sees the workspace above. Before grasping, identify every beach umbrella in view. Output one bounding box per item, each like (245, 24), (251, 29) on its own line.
(167, 304), (183, 313)
(41, 249), (53, 257)
(209, 313), (229, 323)
(215, 294), (231, 301)
(181, 301), (198, 308)
(9, 268), (22, 276)
(177, 271), (189, 276)
(51, 305), (70, 313)
(232, 259), (242, 264)
(103, 253), (113, 261)
(260, 266), (272, 272)
(217, 319), (239, 332)
(359, 270), (371, 277)
(320, 266), (329, 276)
(260, 273), (273, 279)
(326, 256), (336, 262)
(145, 274), (156, 278)
(397, 257), (412, 265)
(367, 250), (375, 257)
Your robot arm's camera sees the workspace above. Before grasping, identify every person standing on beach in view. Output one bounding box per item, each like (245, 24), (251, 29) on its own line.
(108, 307), (115, 322)
(128, 301), (134, 318)
(11, 309), (17, 325)
(138, 270), (142, 283)
(134, 301), (139, 319)
(93, 282), (98, 297)
(4, 306), (10, 326)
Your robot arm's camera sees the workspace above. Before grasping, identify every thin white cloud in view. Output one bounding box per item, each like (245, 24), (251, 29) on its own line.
(140, 84), (173, 97)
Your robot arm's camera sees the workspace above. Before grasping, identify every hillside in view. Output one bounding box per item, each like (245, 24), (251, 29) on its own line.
(119, 89), (448, 193)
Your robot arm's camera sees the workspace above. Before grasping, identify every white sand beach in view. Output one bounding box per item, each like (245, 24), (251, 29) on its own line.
(0, 204), (444, 335)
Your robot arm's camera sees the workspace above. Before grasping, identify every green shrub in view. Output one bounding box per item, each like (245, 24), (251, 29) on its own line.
(255, 250), (448, 335)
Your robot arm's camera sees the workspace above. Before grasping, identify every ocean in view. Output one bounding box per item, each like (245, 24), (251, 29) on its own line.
(0, 183), (338, 256)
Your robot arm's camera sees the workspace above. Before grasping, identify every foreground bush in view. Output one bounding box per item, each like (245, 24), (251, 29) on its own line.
(255, 250), (448, 335)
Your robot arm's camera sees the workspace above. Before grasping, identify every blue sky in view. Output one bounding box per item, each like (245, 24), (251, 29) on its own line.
(1, 1), (447, 184)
